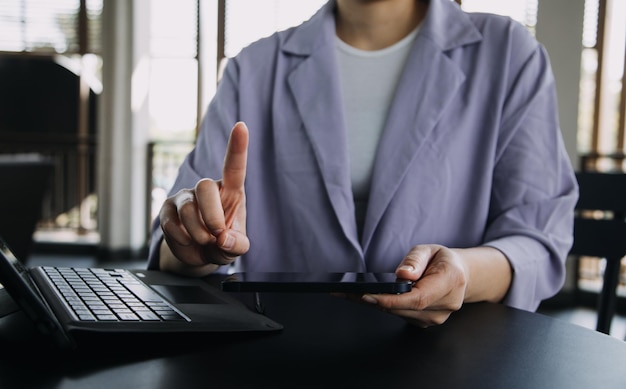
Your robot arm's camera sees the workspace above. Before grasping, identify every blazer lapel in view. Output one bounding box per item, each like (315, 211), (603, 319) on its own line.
(362, 0), (482, 251)
(284, 2), (362, 250)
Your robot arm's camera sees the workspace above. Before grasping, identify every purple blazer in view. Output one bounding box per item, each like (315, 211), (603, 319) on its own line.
(148, 0), (579, 311)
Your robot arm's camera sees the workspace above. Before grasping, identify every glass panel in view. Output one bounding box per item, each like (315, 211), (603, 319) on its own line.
(578, 48), (598, 154)
(596, 0), (626, 153)
(461, 0), (538, 30)
(224, 0), (326, 58)
(147, 0), (199, 222)
(582, 0), (600, 48)
(86, 0), (103, 54)
(577, 0), (600, 155)
(0, 1), (24, 51)
(150, 0), (197, 58)
(148, 0), (198, 140)
(149, 58), (198, 140)
(0, 0), (80, 53)
(0, 0), (101, 54)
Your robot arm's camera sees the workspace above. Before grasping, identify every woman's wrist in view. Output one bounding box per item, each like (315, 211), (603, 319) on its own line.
(455, 246), (512, 304)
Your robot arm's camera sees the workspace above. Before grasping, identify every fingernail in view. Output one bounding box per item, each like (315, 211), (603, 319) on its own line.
(362, 295), (378, 305)
(221, 232), (235, 250)
(398, 265), (415, 273)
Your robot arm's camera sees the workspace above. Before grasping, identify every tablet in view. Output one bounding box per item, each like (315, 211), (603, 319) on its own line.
(220, 272), (414, 294)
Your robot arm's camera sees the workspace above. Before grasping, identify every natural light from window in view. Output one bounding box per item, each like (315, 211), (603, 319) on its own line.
(225, 0), (327, 58)
(461, 0), (538, 29)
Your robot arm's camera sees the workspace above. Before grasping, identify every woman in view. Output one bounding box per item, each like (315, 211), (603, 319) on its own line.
(148, 0), (578, 327)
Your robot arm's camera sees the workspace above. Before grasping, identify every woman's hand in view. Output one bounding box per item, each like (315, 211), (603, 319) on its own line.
(158, 122), (250, 276)
(361, 245), (512, 327)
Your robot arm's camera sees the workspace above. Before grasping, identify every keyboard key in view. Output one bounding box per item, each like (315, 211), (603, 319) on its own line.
(43, 267), (188, 323)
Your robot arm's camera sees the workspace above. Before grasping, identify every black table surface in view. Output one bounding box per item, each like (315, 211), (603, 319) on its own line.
(1, 284), (626, 389)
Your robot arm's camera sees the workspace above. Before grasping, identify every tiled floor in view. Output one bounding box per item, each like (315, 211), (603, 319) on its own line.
(24, 252), (626, 341)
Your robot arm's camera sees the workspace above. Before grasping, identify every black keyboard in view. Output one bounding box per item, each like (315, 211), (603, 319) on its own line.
(42, 267), (189, 322)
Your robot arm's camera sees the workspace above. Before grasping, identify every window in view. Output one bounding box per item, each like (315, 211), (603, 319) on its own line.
(460, 0), (539, 32)
(0, 0), (102, 236)
(148, 0), (198, 141)
(224, 0), (326, 58)
(580, 0), (626, 171)
(0, 0), (102, 54)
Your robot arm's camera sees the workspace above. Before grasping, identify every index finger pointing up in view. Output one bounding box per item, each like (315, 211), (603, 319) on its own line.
(222, 122), (249, 191)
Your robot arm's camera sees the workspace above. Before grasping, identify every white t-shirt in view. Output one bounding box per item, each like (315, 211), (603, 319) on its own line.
(336, 26), (419, 236)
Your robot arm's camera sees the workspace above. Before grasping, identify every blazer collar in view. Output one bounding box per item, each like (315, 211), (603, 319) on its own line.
(282, 0), (336, 57)
(420, 0), (482, 50)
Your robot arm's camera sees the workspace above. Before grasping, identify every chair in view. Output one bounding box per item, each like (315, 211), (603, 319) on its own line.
(0, 155), (54, 262)
(571, 171), (626, 335)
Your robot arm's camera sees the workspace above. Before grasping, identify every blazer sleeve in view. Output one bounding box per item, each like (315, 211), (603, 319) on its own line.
(481, 32), (578, 310)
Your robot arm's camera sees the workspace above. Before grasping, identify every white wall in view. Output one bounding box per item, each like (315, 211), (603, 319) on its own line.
(535, 0), (585, 171)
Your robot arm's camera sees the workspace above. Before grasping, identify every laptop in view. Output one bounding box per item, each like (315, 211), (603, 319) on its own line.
(0, 237), (282, 350)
